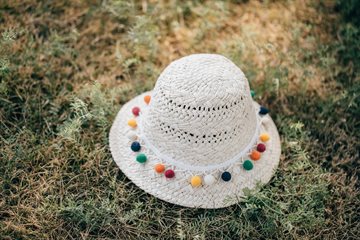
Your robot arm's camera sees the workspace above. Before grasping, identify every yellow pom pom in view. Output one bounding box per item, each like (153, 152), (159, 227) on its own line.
(260, 133), (270, 142)
(128, 119), (137, 128)
(191, 176), (202, 187)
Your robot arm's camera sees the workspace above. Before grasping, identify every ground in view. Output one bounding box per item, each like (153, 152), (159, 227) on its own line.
(0, 0), (359, 239)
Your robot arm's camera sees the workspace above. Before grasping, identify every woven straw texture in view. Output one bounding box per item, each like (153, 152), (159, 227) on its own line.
(109, 54), (281, 208)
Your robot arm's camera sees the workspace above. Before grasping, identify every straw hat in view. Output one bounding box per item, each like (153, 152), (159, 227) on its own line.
(109, 54), (281, 208)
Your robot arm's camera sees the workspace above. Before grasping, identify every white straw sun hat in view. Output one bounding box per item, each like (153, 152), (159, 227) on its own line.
(109, 54), (281, 208)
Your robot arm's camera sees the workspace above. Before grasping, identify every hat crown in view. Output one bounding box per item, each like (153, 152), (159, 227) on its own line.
(142, 54), (257, 167)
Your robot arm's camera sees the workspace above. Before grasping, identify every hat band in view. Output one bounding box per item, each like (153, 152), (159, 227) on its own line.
(138, 109), (261, 172)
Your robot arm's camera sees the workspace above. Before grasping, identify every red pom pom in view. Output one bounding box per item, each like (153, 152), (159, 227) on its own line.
(132, 107), (140, 116)
(257, 143), (266, 152)
(164, 169), (175, 178)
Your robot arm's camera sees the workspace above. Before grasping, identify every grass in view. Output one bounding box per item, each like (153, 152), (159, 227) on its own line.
(0, 0), (359, 239)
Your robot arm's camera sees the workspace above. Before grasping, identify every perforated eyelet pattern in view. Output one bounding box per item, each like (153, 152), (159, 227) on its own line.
(142, 54), (258, 166)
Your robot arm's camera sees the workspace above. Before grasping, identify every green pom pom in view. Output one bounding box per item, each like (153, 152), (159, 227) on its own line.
(250, 90), (255, 97)
(243, 160), (253, 171)
(136, 153), (147, 163)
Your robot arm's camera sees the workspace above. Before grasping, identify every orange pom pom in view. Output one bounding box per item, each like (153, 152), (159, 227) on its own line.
(154, 163), (165, 173)
(144, 95), (151, 104)
(250, 150), (261, 161)
(128, 119), (137, 128)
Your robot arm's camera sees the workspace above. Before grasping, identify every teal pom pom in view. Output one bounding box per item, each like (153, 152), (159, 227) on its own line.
(250, 90), (255, 97)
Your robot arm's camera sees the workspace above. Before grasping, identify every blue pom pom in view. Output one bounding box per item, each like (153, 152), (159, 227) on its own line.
(259, 106), (269, 115)
(221, 171), (232, 182)
(131, 141), (141, 152)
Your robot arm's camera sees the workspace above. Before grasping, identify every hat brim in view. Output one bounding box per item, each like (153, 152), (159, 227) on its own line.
(109, 91), (281, 208)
